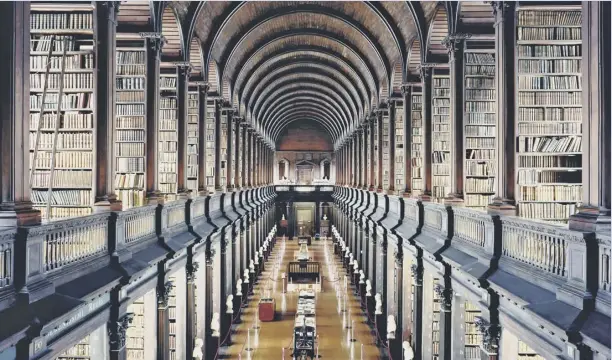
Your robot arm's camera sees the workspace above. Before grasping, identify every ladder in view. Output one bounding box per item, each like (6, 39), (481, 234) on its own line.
(30, 36), (70, 220)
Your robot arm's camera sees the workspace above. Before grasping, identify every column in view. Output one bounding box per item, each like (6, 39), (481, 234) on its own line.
(144, 34), (164, 203)
(475, 316), (501, 360)
(214, 101), (223, 192)
(434, 283), (452, 360)
(253, 136), (259, 187)
(0, 2), (41, 227)
(388, 103), (397, 194)
(338, 146), (344, 186)
(226, 110), (234, 191)
(177, 63), (191, 195)
(411, 264), (423, 358)
(157, 280), (173, 360)
(315, 201), (321, 235)
(357, 128), (363, 188)
(488, 2), (517, 214)
(246, 128), (253, 188)
(402, 85), (412, 196)
(376, 109), (384, 192)
(569, 1), (611, 232)
(443, 35), (466, 204)
(197, 84), (210, 196)
(235, 117), (242, 189)
(94, 2), (121, 211)
(369, 116), (376, 191)
(362, 121), (369, 190)
(241, 122), (247, 188)
(108, 313), (133, 360)
(419, 67), (433, 201)
(186, 261), (198, 359)
(203, 248), (214, 359)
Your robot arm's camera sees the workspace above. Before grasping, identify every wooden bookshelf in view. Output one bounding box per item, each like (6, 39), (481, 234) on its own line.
(431, 68), (451, 201)
(464, 41), (497, 210)
(411, 89), (424, 196)
(205, 99), (216, 192)
(126, 297), (145, 360)
(515, 5), (583, 223)
(115, 40), (146, 209)
(463, 301), (482, 359)
(56, 335), (91, 360)
(518, 340), (545, 360)
(394, 102), (405, 192)
(159, 73), (178, 200)
(432, 281), (440, 360)
(382, 110), (391, 190)
(168, 277), (177, 360)
(29, 3), (96, 220)
(187, 90), (199, 193)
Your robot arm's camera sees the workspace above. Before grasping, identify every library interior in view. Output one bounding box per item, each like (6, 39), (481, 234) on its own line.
(0, 1), (609, 360)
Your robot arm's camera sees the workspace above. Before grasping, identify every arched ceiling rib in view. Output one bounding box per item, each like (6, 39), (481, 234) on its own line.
(187, 1), (434, 147)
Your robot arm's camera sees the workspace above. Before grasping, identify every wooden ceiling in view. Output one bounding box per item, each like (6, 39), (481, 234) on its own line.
(148, 1), (496, 147)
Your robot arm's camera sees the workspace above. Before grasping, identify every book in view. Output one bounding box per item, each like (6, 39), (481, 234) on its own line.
(431, 69), (451, 201)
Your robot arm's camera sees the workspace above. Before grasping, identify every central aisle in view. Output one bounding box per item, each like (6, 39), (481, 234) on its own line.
(221, 237), (382, 359)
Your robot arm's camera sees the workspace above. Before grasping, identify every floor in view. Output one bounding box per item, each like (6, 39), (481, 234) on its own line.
(220, 237), (383, 359)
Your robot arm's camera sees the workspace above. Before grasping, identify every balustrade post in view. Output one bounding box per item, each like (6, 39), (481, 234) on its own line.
(0, 1), (41, 227)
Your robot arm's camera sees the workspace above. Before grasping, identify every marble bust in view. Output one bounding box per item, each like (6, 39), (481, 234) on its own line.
(403, 341), (414, 360)
(226, 295), (234, 314)
(236, 279), (242, 296)
(211, 313), (220, 337)
(387, 315), (396, 339)
(375, 293), (383, 315)
(366, 280), (372, 296)
(243, 269), (250, 283)
(192, 338), (204, 360)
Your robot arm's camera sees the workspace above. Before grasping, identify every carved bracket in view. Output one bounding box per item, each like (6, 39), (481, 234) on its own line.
(108, 313), (134, 350)
(157, 281), (174, 307)
(434, 283), (453, 310)
(475, 316), (501, 353)
(187, 261), (199, 282)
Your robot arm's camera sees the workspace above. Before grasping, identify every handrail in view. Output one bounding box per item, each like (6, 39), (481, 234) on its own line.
(118, 205), (157, 245)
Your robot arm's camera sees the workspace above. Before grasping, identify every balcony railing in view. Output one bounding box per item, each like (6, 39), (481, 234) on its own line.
(118, 205), (157, 245)
(274, 185), (335, 193)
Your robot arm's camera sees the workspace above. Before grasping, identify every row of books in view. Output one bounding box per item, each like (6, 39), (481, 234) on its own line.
(517, 27), (581, 42)
(30, 132), (93, 149)
(465, 161), (495, 176)
(30, 112), (93, 129)
(30, 93), (92, 110)
(465, 78), (495, 88)
(34, 206), (91, 219)
(159, 162), (177, 172)
(117, 104), (145, 116)
(519, 185), (582, 201)
(464, 334), (482, 345)
(432, 151), (450, 164)
(517, 92), (581, 105)
(116, 157), (145, 173)
(517, 76), (580, 90)
(464, 346), (481, 359)
(117, 64), (147, 77)
(465, 126), (495, 137)
(30, 36), (87, 52)
(118, 51), (146, 65)
(465, 102), (495, 112)
(30, 12), (93, 31)
(518, 202), (577, 221)
(126, 298), (146, 360)
(160, 76), (177, 89)
(518, 107), (581, 121)
(465, 89), (495, 100)
(465, 113), (496, 125)
(160, 173), (176, 183)
(30, 73), (93, 90)
(160, 98), (178, 108)
(117, 130), (145, 142)
(117, 91), (146, 103)
(433, 175), (450, 186)
(465, 178), (494, 193)
(117, 78), (146, 90)
(30, 54), (94, 70)
(465, 194), (495, 207)
(114, 173), (145, 189)
(465, 53), (494, 64)
(31, 170), (92, 187)
(466, 149), (495, 160)
(518, 122), (581, 135)
(517, 169), (580, 184)
(517, 45), (581, 58)
(30, 151), (93, 169)
(517, 10), (581, 27)
(160, 120), (177, 131)
(160, 132), (177, 141)
(116, 143), (145, 157)
(517, 135), (581, 153)
(518, 59), (581, 73)
(465, 64), (495, 76)
(466, 138), (495, 149)
(116, 116), (145, 129)
(116, 189), (146, 209)
(517, 154), (581, 168)
(32, 189), (90, 205)
(160, 142), (178, 152)
(160, 184), (177, 194)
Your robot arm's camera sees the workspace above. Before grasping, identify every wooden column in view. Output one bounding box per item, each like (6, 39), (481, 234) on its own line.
(0, 1), (41, 227)
(197, 83), (210, 196)
(176, 63), (191, 196)
(402, 85), (413, 196)
(419, 67), (433, 201)
(435, 283), (453, 360)
(388, 103), (397, 194)
(444, 35), (466, 204)
(225, 109), (235, 191)
(488, 2), (517, 215)
(369, 116), (376, 191)
(157, 280), (173, 360)
(356, 128), (362, 188)
(186, 260), (198, 359)
(245, 127), (252, 188)
(94, 2), (122, 212)
(569, 1), (611, 232)
(376, 109), (384, 192)
(203, 248), (214, 359)
(393, 250), (404, 359)
(214, 101), (223, 192)
(108, 312), (133, 360)
(144, 33), (164, 203)
(362, 121), (369, 190)
(234, 117), (242, 189)
(411, 264), (423, 358)
(475, 317), (501, 360)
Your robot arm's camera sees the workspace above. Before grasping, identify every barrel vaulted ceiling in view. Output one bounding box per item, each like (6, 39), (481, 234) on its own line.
(129, 1), (495, 149)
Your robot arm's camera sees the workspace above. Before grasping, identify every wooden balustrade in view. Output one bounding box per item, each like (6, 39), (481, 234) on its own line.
(121, 206), (157, 245)
(42, 214), (109, 273)
(501, 218), (568, 278)
(0, 230), (15, 289)
(167, 202), (186, 228)
(453, 208), (488, 248)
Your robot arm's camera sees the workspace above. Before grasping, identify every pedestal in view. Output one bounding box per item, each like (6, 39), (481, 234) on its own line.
(241, 284), (249, 306)
(234, 296), (242, 323)
(359, 283), (366, 310)
(224, 313), (233, 345)
(366, 295), (374, 326)
(375, 314), (385, 346)
(207, 335), (219, 359)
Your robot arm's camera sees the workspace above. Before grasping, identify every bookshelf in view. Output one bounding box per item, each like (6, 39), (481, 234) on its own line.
(126, 297), (145, 360)
(56, 335), (90, 360)
(382, 110), (391, 190)
(464, 42), (497, 210)
(29, 3), (96, 220)
(159, 73), (178, 200)
(205, 100), (216, 192)
(374, 117), (379, 187)
(187, 90), (199, 193)
(431, 68), (451, 201)
(168, 277), (177, 360)
(220, 112), (228, 187)
(394, 103), (405, 192)
(115, 39), (147, 209)
(464, 301), (482, 359)
(432, 281), (440, 360)
(515, 6), (583, 223)
(518, 340), (545, 360)
(411, 90), (424, 196)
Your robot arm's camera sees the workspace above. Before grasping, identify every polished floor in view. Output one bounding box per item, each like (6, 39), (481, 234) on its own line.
(220, 238), (383, 359)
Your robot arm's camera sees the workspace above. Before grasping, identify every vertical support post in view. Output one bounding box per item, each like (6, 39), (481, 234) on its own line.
(369, 116), (376, 191)
(108, 312), (133, 360)
(144, 34), (164, 203)
(176, 64), (191, 196)
(377, 110), (384, 192)
(197, 84), (210, 196)
(186, 260), (198, 358)
(226, 109), (234, 192)
(434, 283), (452, 360)
(214, 101), (223, 192)
(235, 117), (242, 189)
(362, 123), (368, 190)
(157, 280), (172, 360)
(402, 85), (412, 196)
(419, 67), (432, 201)
(204, 249), (214, 359)
(411, 264), (423, 359)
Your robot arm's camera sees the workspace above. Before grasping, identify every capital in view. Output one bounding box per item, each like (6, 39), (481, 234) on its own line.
(175, 62), (193, 77)
(107, 313), (134, 349)
(417, 66), (431, 80)
(489, 1), (513, 19)
(400, 84), (411, 96)
(434, 283), (453, 310)
(140, 33), (166, 54)
(101, 2), (120, 23)
(475, 317), (501, 353)
(157, 281), (174, 307)
(187, 261), (199, 282)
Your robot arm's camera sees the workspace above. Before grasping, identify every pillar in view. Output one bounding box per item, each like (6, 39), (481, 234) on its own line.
(376, 108), (384, 192)
(435, 283), (453, 360)
(94, 2), (122, 212)
(369, 116), (376, 191)
(204, 249), (214, 359)
(235, 118), (242, 189)
(225, 109), (234, 191)
(214, 101), (223, 192)
(144, 33), (164, 203)
(246, 128), (253, 188)
(419, 67), (433, 201)
(402, 85), (412, 196)
(197, 84), (210, 196)
(411, 264), (423, 358)
(362, 122), (369, 190)
(356, 128), (363, 188)
(157, 280), (173, 360)
(240, 122), (247, 189)
(186, 261), (198, 358)
(176, 63), (191, 195)
(108, 313), (133, 360)
(388, 102), (397, 195)
(488, 2), (517, 215)
(475, 316), (501, 360)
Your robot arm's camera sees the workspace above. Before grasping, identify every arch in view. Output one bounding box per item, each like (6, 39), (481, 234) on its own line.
(221, 77), (231, 102)
(160, 5), (183, 58)
(406, 37), (422, 76)
(458, 2), (495, 27)
(188, 37), (204, 78)
(117, 1), (153, 30)
(390, 62), (404, 96)
(425, 3), (450, 61)
(207, 60), (220, 94)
